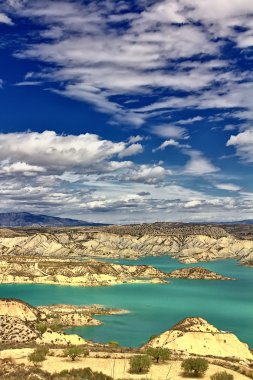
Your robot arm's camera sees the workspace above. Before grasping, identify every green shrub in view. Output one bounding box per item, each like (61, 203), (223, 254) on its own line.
(129, 355), (151, 374)
(211, 372), (234, 380)
(28, 347), (48, 366)
(49, 323), (63, 332)
(36, 323), (48, 334)
(108, 341), (119, 349)
(181, 358), (208, 377)
(146, 347), (171, 363)
(54, 368), (112, 380)
(64, 346), (89, 361)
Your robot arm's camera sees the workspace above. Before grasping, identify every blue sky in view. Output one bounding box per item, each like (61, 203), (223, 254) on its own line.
(0, 0), (253, 223)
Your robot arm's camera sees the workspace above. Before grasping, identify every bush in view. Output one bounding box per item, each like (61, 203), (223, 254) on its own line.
(54, 368), (112, 380)
(146, 347), (171, 363)
(64, 346), (89, 361)
(49, 323), (63, 332)
(129, 355), (152, 374)
(211, 372), (234, 380)
(36, 323), (48, 334)
(181, 358), (208, 377)
(28, 346), (48, 366)
(108, 341), (119, 349)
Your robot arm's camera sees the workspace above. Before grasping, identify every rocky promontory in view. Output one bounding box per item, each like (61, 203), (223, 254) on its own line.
(0, 258), (168, 287)
(167, 266), (233, 280)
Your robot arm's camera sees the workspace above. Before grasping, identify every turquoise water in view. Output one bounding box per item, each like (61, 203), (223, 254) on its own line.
(0, 257), (252, 348)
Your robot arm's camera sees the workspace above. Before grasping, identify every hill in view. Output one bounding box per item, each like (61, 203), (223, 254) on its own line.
(145, 317), (253, 360)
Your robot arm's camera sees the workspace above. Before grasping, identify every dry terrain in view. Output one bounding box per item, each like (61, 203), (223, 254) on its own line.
(0, 223), (253, 265)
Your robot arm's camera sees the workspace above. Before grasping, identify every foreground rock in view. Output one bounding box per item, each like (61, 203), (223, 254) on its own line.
(0, 223), (253, 265)
(167, 267), (233, 280)
(145, 317), (253, 360)
(0, 258), (168, 287)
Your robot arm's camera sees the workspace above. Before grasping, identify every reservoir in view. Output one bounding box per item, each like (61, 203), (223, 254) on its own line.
(0, 257), (252, 348)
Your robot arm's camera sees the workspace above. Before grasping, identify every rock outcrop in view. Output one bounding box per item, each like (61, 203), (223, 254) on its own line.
(145, 317), (253, 360)
(0, 224), (252, 265)
(167, 267), (233, 280)
(0, 298), (127, 346)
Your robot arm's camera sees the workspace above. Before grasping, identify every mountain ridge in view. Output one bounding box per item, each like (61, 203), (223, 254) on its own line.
(0, 212), (105, 227)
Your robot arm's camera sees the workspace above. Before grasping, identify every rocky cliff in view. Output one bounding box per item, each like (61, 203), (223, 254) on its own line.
(0, 224), (253, 265)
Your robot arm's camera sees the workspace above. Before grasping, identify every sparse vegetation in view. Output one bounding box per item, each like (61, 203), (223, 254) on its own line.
(129, 354), (152, 374)
(28, 346), (49, 366)
(64, 346), (89, 361)
(181, 357), (208, 377)
(108, 341), (119, 348)
(0, 359), (112, 380)
(146, 347), (171, 363)
(211, 372), (234, 380)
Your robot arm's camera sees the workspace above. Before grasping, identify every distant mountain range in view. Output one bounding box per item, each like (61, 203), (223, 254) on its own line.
(219, 220), (253, 225)
(0, 212), (105, 227)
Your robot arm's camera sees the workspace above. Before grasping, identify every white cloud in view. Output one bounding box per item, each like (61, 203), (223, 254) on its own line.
(0, 12), (13, 25)
(177, 116), (203, 125)
(215, 183), (241, 191)
(0, 161), (46, 175)
(124, 165), (170, 184)
(150, 125), (188, 139)
(118, 143), (143, 158)
(226, 129), (253, 162)
(184, 200), (202, 209)
(153, 139), (179, 152)
(0, 131), (142, 175)
(184, 150), (220, 175)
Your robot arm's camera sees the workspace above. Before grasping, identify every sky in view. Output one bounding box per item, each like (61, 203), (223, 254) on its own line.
(0, 0), (253, 224)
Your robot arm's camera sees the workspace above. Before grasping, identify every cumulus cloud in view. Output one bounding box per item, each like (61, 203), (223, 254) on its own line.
(0, 131), (142, 175)
(124, 165), (170, 184)
(0, 161), (46, 175)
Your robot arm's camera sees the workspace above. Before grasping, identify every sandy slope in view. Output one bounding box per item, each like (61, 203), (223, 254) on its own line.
(0, 349), (249, 380)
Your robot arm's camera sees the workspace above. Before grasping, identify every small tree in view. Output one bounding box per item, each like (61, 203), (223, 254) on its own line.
(211, 372), (234, 380)
(28, 346), (48, 366)
(146, 347), (171, 363)
(64, 346), (89, 361)
(129, 355), (151, 374)
(181, 358), (208, 377)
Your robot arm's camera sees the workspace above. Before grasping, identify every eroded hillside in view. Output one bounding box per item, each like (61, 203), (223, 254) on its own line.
(0, 223), (253, 265)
